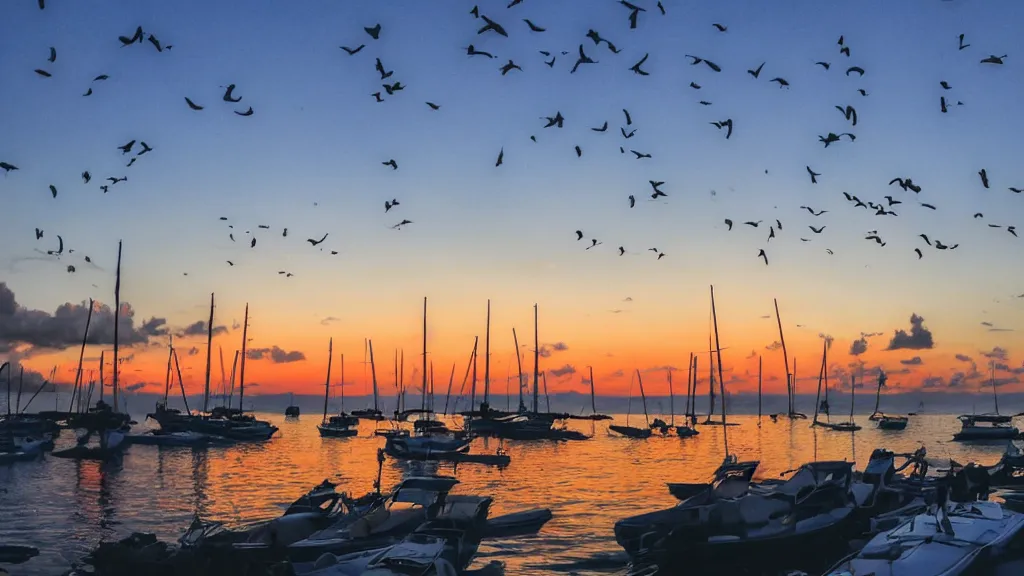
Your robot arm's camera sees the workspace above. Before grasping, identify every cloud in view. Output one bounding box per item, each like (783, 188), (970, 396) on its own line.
(900, 356), (923, 365)
(187, 346), (200, 356)
(818, 333), (834, 350)
(176, 320), (229, 338)
(955, 354), (972, 363)
(321, 316), (340, 325)
(538, 342), (569, 357)
(885, 314), (934, 351)
(608, 309), (625, 314)
(745, 349), (757, 359)
(921, 376), (947, 388)
(124, 382), (148, 392)
(766, 374), (780, 382)
(982, 346), (1009, 361)
(549, 364), (576, 378)
(0, 282), (167, 354)
(622, 297), (632, 302)
(609, 369), (625, 378)
(861, 331), (884, 338)
(231, 320), (241, 330)
(246, 346), (306, 363)
(765, 341), (782, 351)
(849, 337), (868, 356)
(643, 365), (679, 373)
(981, 321), (994, 327)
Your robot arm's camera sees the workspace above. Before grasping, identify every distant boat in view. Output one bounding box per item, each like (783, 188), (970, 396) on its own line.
(908, 401), (924, 416)
(318, 341), (359, 438)
(609, 369), (652, 439)
(285, 392), (300, 417)
(953, 362), (1018, 441)
(868, 370), (907, 431)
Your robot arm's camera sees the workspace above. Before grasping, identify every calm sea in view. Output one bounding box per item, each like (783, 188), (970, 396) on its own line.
(0, 413), (1016, 575)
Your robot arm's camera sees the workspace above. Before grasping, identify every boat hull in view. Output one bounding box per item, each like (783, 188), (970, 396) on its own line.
(318, 425), (358, 438)
(609, 425), (652, 439)
(954, 427), (1020, 441)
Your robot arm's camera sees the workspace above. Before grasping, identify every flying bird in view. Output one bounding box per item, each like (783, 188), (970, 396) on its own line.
(34, 69), (52, 78)
(495, 147), (504, 166)
(835, 105), (857, 126)
(118, 140), (135, 154)
(364, 24), (382, 39)
(979, 169), (990, 188)
(809, 225), (825, 234)
(308, 233), (328, 246)
(383, 82), (405, 94)
(184, 97), (203, 110)
(426, 102), (440, 110)
(222, 84), (242, 102)
(341, 45), (365, 55)
(801, 206), (827, 216)
(629, 195), (635, 208)
(619, 246), (626, 256)
(592, 122), (608, 132)
(915, 248), (923, 259)
(623, 109), (632, 125)
(806, 166), (820, 184)
(815, 61), (831, 70)
(466, 45), (494, 59)
(500, 60), (522, 75)
(477, 15), (509, 37)
(630, 150), (651, 159)
(619, 0), (646, 29)
(629, 53), (650, 75)
(82, 171), (91, 184)
(523, 19), (545, 32)
(586, 239), (602, 250)
(148, 34), (165, 52)
(621, 127), (636, 138)
(375, 58), (394, 78)
(392, 219), (413, 230)
(710, 119), (733, 139)
(575, 145), (582, 157)
(846, 66), (865, 76)
(980, 55), (1006, 65)
(575, 230), (583, 241)
(769, 77), (789, 88)
(724, 219), (733, 230)
(235, 107), (254, 116)
(757, 249), (768, 266)
(747, 62), (765, 78)
(383, 159), (398, 170)
(543, 111), (565, 128)
(571, 44), (597, 73)
(958, 34), (970, 50)
(713, 23), (727, 32)
(49, 185), (57, 198)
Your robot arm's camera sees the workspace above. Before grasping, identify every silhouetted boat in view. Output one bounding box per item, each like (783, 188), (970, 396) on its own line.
(954, 364), (1018, 441)
(610, 369), (652, 439)
(285, 393), (300, 417)
(318, 341), (359, 438)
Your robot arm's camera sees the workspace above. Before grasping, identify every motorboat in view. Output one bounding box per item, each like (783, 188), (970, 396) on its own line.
(319, 414), (360, 438)
(878, 414), (909, 430)
(953, 414), (1019, 441)
(289, 476), (490, 562)
(614, 461), (858, 571)
(824, 500), (1024, 576)
(666, 457), (759, 501)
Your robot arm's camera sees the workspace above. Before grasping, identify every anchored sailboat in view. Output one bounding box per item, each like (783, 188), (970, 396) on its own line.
(319, 339), (358, 438)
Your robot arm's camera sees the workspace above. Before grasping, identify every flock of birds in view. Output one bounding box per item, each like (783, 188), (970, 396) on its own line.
(1, 0), (1019, 280)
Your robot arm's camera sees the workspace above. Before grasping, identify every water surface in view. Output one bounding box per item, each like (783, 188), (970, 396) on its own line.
(0, 413), (1013, 575)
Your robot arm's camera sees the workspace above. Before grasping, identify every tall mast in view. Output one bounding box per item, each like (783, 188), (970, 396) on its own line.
(483, 299), (490, 406)
(992, 361), (999, 414)
(513, 328), (525, 412)
(684, 353), (694, 421)
(340, 353), (345, 412)
(446, 362), (455, 415)
(635, 369), (650, 427)
(203, 292), (214, 413)
(668, 368), (674, 426)
(228, 350), (239, 407)
(588, 366), (597, 415)
(773, 298), (792, 416)
(429, 361), (435, 412)
(164, 336), (173, 404)
(813, 340), (826, 425)
(394, 350), (399, 411)
(99, 351), (105, 403)
(873, 369), (885, 416)
(422, 297), (428, 411)
(369, 339), (379, 414)
(398, 349), (404, 412)
(70, 299), (95, 414)
(710, 286), (729, 457)
(112, 240), (122, 412)
(792, 357), (797, 414)
(238, 304), (249, 411)
(757, 355), (763, 421)
(173, 348), (190, 413)
(533, 303), (539, 414)
(470, 340), (478, 410)
(218, 346), (227, 403)
(323, 338), (333, 423)
(691, 355), (698, 423)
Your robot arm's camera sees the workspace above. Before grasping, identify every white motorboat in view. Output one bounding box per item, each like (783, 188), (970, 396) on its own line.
(952, 414), (1019, 441)
(825, 500), (1024, 575)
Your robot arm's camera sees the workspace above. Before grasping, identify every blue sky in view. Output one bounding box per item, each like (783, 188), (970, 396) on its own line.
(1, 0), (1024, 395)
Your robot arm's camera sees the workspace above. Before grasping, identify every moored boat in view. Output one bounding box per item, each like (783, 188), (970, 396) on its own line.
(953, 414), (1019, 441)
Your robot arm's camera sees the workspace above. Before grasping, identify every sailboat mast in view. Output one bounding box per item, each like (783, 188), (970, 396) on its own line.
(340, 353), (345, 412)
(470, 341), (477, 410)
(636, 369), (650, 427)
(691, 355), (698, 423)
(589, 366), (597, 415)
(422, 297), (428, 411)
(228, 350), (239, 407)
(823, 343), (830, 422)
(238, 303), (249, 412)
(112, 240), (122, 412)
(323, 338), (333, 423)
(533, 303), (540, 414)
(757, 355), (763, 421)
(992, 361), (999, 414)
(219, 346), (227, 403)
(792, 357), (797, 414)
(684, 353), (694, 420)
(707, 337), (715, 421)
(482, 299), (491, 406)
(203, 292), (214, 413)
(813, 340), (825, 425)
(873, 369), (884, 416)
(99, 351), (105, 403)
(668, 368), (675, 426)
(446, 362), (455, 415)
(399, 349), (404, 413)
(513, 328), (525, 411)
(69, 298), (94, 414)
(773, 298), (792, 416)
(850, 373), (856, 421)
(173, 348), (190, 413)
(368, 339), (379, 415)
(429, 361), (435, 412)
(164, 336), (173, 404)
(710, 286), (729, 456)
(542, 371), (551, 412)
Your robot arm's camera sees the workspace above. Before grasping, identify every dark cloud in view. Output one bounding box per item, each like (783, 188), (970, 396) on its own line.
(982, 347), (1009, 361)
(609, 369), (625, 378)
(921, 376), (947, 388)
(549, 342), (569, 352)
(765, 341), (782, 351)
(187, 346), (200, 356)
(124, 382), (147, 392)
(321, 316), (340, 325)
(0, 282), (167, 354)
(900, 356), (923, 365)
(549, 364), (576, 378)
(861, 331), (884, 338)
(745, 349), (757, 359)
(176, 320), (228, 338)
(643, 365), (679, 373)
(246, 346), (306, 363)
(538, 341), (569, 357)
(818, 333), (834, 350)
(955, 354), (972, 363)
(885, 314), (934, 351)
(849, 337), (868, 356)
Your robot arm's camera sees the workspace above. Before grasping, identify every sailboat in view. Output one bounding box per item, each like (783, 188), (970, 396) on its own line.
(828, 371), (861, 432)
(351, 338), (385, 421)
(953, 361), (1019, 441)
(676, 353), (699, 437)
(811, 339), (857, 431)
(610, 370), (653, 438)
(285, 393), (300, 417)
(774, 299), (806, 419)
(568, 366), (613, 420)
(319, 340), (359, 438)
(868, 370), (907, 430)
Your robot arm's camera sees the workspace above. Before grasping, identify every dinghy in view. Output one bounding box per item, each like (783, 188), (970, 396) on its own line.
(825, 500), (1024, 576)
